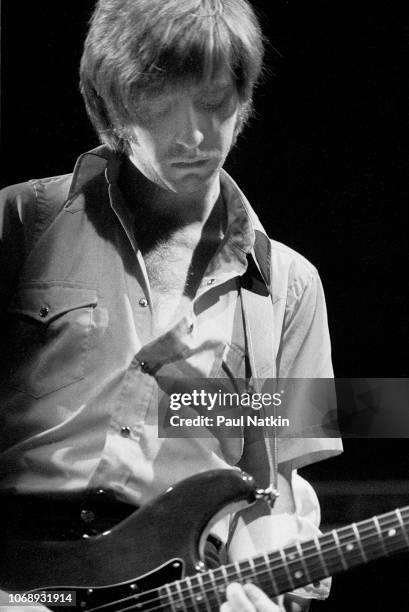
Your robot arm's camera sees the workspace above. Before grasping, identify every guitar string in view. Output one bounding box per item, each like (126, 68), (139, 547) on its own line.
(85, 516), (409, 612)
(92, 527), (408, 612)
(85, 514), (409, 612)
(86, 541), (409, 612)
(83, 509), (409, 611)
(87, 544), (405, 612)
(86, 523), (407, 612)
(134, 510), (409, 611)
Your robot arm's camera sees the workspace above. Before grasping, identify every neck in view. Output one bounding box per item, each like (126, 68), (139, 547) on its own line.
(118, 158), (226, 259)
(119, 157), (221, 228)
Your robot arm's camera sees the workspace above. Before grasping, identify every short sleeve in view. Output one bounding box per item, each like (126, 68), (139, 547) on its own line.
(0, 175), (71, 312)
(277, 269), (333, 378)
(0, 183), (34, 315)
(271, 246), (343, 468)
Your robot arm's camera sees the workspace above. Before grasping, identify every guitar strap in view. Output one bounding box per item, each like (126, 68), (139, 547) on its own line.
(234, 230), (279, 495)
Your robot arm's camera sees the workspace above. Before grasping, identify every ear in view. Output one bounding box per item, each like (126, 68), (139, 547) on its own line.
(117, 125), (137, 154)
(233, 100), (253, 139)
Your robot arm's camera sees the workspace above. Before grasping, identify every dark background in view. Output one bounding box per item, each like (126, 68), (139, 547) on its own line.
(1, 1), (409, 609)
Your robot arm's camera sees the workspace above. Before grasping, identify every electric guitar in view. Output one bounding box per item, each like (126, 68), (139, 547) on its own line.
(1, 469), (409, 611)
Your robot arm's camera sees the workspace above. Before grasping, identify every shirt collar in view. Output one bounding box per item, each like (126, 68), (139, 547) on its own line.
(205, 169), (270, 283)
(66, 146), (270, 283)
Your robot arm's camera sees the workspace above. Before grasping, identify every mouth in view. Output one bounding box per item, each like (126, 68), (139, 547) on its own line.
(170, 159), (210, 169)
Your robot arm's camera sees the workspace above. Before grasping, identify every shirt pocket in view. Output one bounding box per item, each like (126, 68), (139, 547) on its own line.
(4, 282), (98, 398)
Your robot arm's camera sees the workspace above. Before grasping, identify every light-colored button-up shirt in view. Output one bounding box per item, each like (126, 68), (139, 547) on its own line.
(0, 148), (341, 512)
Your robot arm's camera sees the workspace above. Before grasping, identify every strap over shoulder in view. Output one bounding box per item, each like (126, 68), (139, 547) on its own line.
(252, 229), (272, 289)
(236, 232), (279, 490)
(240, 230), (275, 381)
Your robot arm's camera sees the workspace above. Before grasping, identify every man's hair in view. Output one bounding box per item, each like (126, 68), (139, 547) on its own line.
(80, 0), (265, 152)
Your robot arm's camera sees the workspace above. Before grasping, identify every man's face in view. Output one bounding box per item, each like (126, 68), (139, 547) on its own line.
(127, 68), (240, 195)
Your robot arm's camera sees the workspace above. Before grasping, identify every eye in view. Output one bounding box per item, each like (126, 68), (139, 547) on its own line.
(201, 100), (224, 110)
(136, 95), (173, 122)
(199, 93), (227, 111)
(145, 101), (172, 118)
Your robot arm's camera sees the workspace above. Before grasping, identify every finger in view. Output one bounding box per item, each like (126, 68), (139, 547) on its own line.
(243, 583), (281, 611)
(225, 582), (254, 612)
(220, 603), (232, 612)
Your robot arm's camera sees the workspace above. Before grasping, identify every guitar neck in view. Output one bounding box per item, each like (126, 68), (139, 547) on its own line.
(163, 505), (409, 609)
(251, 504), (409, 597)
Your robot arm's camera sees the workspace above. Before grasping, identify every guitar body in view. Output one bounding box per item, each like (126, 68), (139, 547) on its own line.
(0, 469), (257, 610)
(2, 468), (409, 610)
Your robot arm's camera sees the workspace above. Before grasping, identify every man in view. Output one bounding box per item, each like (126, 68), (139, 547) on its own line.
(0, 0), (342, 610)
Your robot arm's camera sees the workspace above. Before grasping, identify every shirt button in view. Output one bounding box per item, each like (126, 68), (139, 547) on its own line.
(139, 360), (149, 372)
(80, 509), (95, 524)
(138, 298), (148, 308)
(39, 306), (49, 317)
(121, 426), (131, 438)
(207, 278), (215, 286)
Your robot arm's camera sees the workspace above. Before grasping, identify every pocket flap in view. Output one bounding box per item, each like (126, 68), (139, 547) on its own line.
(9, 283), (98, 323)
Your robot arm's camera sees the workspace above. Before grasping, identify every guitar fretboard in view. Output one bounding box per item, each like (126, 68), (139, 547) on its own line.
(161, 505), (409, 611)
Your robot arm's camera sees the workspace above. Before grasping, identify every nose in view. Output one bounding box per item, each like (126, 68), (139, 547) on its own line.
(174, 101), (205, 149)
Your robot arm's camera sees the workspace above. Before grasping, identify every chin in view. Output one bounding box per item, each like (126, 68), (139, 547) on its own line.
(169, 169), (218, 194)
(176, 178), (214, 196)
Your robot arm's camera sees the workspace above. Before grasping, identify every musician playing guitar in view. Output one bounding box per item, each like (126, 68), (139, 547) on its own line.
(0, 0), (342, 609)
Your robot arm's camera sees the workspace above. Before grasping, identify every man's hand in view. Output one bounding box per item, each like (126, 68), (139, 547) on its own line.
(220, 583), (282, 612)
